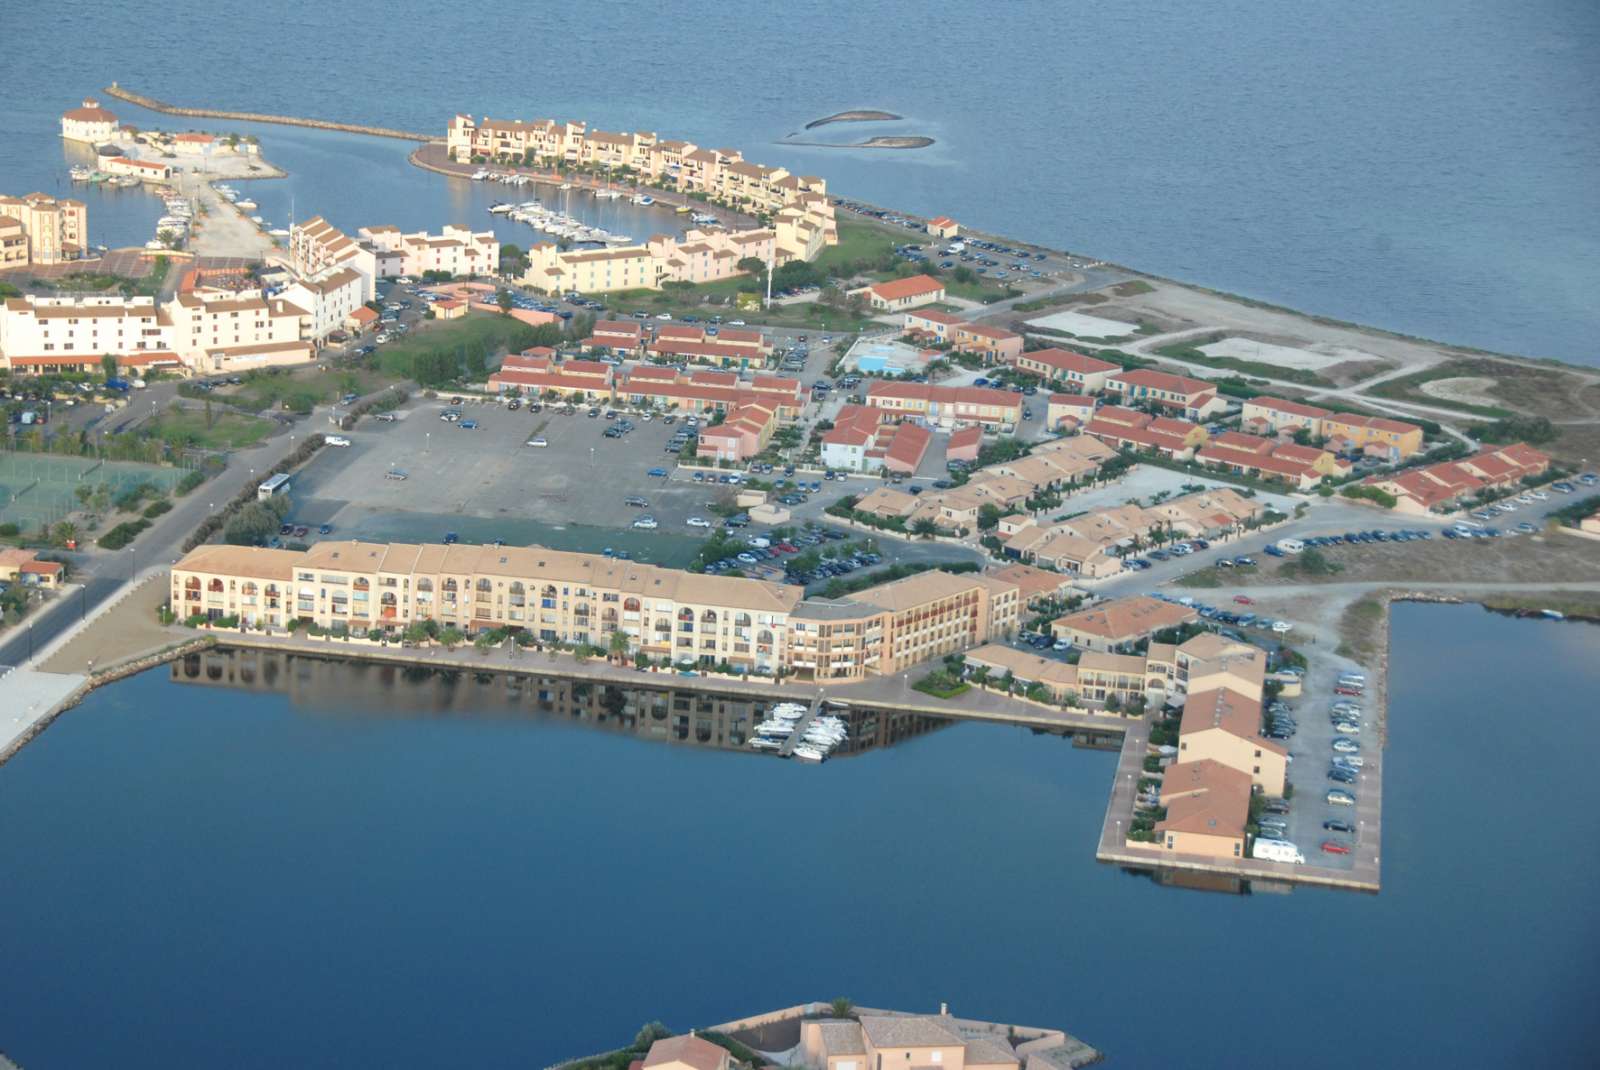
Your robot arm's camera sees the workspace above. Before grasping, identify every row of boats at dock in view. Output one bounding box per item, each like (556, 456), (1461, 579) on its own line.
(69, 165), (139, 188)
(148, 191), (194, 250)
(748, 702), (849, 762)
(487, 200), (634, 245)
(471, 168), (705, 217)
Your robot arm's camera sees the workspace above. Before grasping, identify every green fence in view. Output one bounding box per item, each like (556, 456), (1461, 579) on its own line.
(0, 450), (189, 533)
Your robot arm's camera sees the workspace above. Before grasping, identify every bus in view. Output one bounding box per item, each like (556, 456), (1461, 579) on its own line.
(257, 473), (292, 501)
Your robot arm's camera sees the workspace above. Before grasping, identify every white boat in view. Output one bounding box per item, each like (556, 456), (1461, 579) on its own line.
(488, 202), (514, 214)
(250, 214), (264, 224)
(471, 169), (490, 180)
(594, 188), (621, 200)
(143, 239), (165, 250)
(268, 228), (290, 237)
(749, 737), (784, 751)
(792, 744), (826, 763)
(69, 165), (90, 181)
(235, 198), (258, 209)
(630, 194), (654, 206)
(559, 182), (572, 190)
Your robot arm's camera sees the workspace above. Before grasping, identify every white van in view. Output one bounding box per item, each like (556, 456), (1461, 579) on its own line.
(325, 435), (351, 447)
(1275, 538), (1306, 554)
(1252, 838), (1305, 864)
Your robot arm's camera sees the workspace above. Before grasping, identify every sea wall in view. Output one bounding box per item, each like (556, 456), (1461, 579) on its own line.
(103, 84), (433, 142)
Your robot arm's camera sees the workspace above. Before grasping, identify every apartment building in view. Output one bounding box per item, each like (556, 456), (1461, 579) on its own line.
(864, 274), (946, 312)
(447, 113), (836, 242)
(1013, 348), (1118, 393)
(1051, 595), (1198, 652)
(1177, 686), (1287, 796)
(0, 192), (88, 265)
(0, 294), (165, 372)
(951, 321), (1024, 363)
(280, 266), (367, 342)
(357, 224), (500, 279)
(173, 541), (804, 673)
(523, 227), (777, 294)
(290, 217), (379, 300)
(1321, 412), (1425, 460)
(820, 404), (932, 474)
(1105, 368), (1226, 420)
(60, 99), (119, 143)
(696, 401), (778, 462)
(1155, 759), (1252, 859)
(1239, 395), (1332, 437)
(866, 381), (1022, 431)
(164, 288), (311, 372)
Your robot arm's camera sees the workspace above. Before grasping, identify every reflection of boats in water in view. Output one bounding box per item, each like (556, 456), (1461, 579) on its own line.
(170, 647), (951, 760)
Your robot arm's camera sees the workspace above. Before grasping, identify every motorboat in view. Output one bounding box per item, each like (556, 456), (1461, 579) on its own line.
(69, 165), (90, 181)
(630, 194), (654, 206)
(235, 198), (257, 209)
(749, 737), (784, 751)
(488, 202), (514, 214)
(675, 204), (692, 214)
(791, 744), (826, 763)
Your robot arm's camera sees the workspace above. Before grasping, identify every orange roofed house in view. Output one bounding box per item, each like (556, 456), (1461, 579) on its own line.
(951, 321), (1023, 363)
(1155, 759), (1253, 859)
(1014, 348), (1118, 394)
(1363, 442), (1550, 514)
(642, 1036), (729, 1070)
(865, 274), (946, 312)
(867, 381), (1021, 432)
(1105, 368), (1226, 420)
(1050, 595), (1198, 652)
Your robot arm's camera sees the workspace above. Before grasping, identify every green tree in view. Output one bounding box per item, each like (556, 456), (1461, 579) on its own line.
(830, 997), (855, 1019)
(101, 353), (118, 380)
(977, 503), (1002, 531)
(497, 289), (514, 314)
(911, 517), (939, 537)
(609, 630), (631, 660)
(474, 631), (497, 654)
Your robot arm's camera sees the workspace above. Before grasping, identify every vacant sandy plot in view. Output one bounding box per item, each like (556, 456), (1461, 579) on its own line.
(1026, 310), (1139, 338)
(1198, 337), (1382, 372)
(1418, 376), (1502, 408)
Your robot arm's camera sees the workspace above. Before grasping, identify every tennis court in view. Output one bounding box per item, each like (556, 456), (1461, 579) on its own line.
(0, 452), (190, 532)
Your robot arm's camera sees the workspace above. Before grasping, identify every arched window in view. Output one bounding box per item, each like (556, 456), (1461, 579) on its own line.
(542, 584), (558, 598)
(735, 613), (752, 628)
(700, 609), (718, 624)
(509, 582), (525, 595)
(476, 578), (493, 592)
(241, 582), (258, 595)
(353, 577), (370, 592)
(416, 578), (433, 593)
(443, 579), (458, 593)
(184, 577), (201, 591)
(758, 629), (774, 645)
(380, 592), (397, 606)
(677, 607), (695, 622)
(207, 578), (224, 593)
(623, 597), (641, 612)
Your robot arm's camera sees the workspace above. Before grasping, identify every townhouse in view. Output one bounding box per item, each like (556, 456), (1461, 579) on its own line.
(1321, 412), (1425, 461)
(950, 321), (1024, 363)
(696, 400), (779, 462)
(903, 308), (965, 344)
(864, 274), (946, 312)
(1105, 368), (1226, 420)
(1239, 395), (1332, 437)
(647, 323), (771, 367)
(0, 192), (87, 266)
(615, 368), (805, 420)
(1013, 348), (1118, 394)
(820, 404), (932, 474)
(486, 351), (614, 400)
(1046, 393), (1097, 429)
(1195, 430), (1349, 489)
(1051, 595), (1198, 652)
(945, 425), (983, 464)
(1083, 406), (1209, 460)
(582, 318), (644, 353)
(866, 381), (1022, 432)
(1363, 442), (1550, 514)
(1155, 759), (1252, 859)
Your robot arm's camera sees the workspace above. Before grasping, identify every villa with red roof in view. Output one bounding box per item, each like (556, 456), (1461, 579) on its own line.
(1363, 442), (1550, 514)
(866, 381), (1022, 432)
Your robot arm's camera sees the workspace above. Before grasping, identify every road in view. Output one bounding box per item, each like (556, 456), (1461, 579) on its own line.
(0, 417), (310, 670)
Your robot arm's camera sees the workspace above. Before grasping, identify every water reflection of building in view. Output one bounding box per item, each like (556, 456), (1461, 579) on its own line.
(170, 648), (949, 758)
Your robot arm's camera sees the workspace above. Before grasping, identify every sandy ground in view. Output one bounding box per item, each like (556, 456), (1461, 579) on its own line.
(1197, 337), (1380, 372)
(184, 174), (281, 260)
(1417, 375), (1505, 408)
(1025, 309), (1141, 337)
(39, 572), (175, 674)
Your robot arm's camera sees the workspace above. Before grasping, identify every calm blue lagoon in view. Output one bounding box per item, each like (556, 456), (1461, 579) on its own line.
(0, 605), (1595, 1068)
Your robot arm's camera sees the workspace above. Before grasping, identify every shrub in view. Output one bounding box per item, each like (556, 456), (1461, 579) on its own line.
(97, 518), (151, 550)
(1341, 484), (1398, 509)
(143, 500), (173, 520)
(175, 470), (207, 495)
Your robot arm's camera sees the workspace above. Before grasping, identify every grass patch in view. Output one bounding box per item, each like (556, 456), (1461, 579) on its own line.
(1112, 280), (1155, 297)
(813, 220), (899, 273)
(141, 409), (272, 449)
(377, 313), (557, 386)
(217, 365), (403, 415)
(1335, 594), (1386, 662)
(912, 670), (970, 699)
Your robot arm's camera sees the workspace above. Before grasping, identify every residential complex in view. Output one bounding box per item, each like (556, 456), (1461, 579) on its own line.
(866, 381), (1023, 432)
(1196, 430), (1350, 490)
(357, 223), (500, 280)
(0, 192), (87, 266)
(1012, 348), (1118, 393)
(1155, 759), (1253, 859)
(1083, 406), (1209, 460)
(1051, 594), (1198, 652)
(171, 542), (1020, 680)
(1321, 412), (1425, 461)
(0, 287), (312, 375)
(820, 404), (933, 474)
(1105, 368), (1226, 420)
(1364, 442), (1550, 514)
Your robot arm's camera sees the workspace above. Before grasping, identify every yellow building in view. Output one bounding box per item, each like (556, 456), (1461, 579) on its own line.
(1155, 759), (1252, 858)
(0, 192), (88, 265)
(1177, 687), (1287, 796)
(1321, 412), (1425, 461)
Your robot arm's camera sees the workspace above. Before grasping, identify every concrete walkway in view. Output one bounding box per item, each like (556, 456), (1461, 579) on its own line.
(0, 668), (87, 764)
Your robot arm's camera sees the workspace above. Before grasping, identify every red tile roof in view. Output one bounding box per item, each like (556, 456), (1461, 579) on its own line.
(870, 274), (945, 301)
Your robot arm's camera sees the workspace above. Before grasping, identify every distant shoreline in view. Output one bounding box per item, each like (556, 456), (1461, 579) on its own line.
(804, 109), (902, 130)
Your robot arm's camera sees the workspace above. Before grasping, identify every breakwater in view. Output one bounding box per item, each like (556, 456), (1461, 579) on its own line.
(102, 83), (433, 142)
